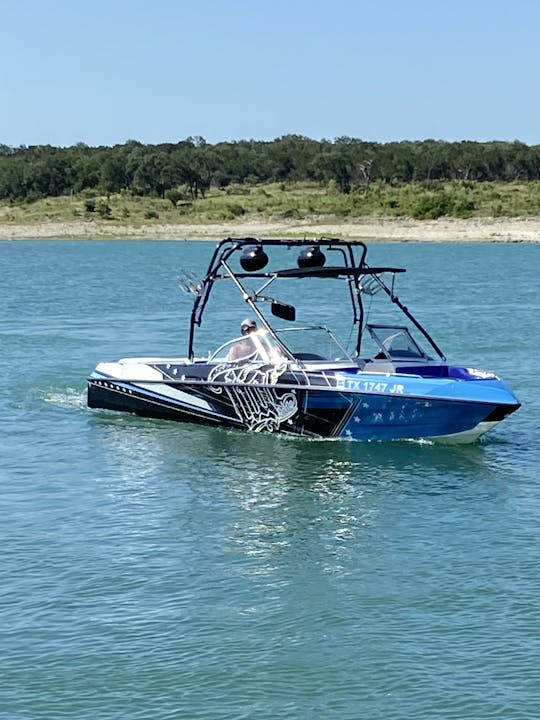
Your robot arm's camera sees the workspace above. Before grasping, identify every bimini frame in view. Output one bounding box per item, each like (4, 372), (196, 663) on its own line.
(187, 237), (445, 362)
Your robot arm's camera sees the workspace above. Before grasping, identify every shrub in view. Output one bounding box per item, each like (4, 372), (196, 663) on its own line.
(165, 189), (186, 207)
(144, 209), (159, 219)
(24, 190), (43, 204)
(96, 200), (112, 218)
(452, 197), (475, 219)
(227, 204), (246, 217)
(280, 208), (301, 219)
(96, 201), (111, 218)
(84, 198), (96, 213)
(327, 179), (339, 195)
(410, 192), (452, 220)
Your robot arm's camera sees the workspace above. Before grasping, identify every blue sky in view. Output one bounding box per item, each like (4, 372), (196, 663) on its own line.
(1, 0), (539, 147)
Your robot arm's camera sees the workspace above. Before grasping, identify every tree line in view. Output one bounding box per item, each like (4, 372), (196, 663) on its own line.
(1, 135), (540, 203)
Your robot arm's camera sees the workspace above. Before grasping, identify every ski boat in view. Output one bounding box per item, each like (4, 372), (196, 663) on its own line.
(87, 237), (520, 442)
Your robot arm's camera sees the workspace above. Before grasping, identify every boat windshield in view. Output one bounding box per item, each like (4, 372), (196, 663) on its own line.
(209, 329), (286, 364)
(366, 324), (432, 361)
(274, 326), (354, 362)
(209, 326), (354, 364)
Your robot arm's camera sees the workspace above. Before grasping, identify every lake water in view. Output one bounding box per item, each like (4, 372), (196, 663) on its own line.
(1, 239), (539, 720)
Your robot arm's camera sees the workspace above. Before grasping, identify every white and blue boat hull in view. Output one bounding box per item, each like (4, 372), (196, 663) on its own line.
(88, 361), (520, 443)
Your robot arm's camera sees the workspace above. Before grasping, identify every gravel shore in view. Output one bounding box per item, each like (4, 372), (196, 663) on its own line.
(1, 216), (539, 241)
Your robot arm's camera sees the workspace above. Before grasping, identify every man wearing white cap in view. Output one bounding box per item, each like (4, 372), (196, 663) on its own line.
(227, 318), (258, 361)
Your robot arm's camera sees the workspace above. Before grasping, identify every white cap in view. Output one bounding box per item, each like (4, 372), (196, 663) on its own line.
(241, 318), (257, 332)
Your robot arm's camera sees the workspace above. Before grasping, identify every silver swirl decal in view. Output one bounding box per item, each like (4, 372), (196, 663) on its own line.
(208, 361), (297, 431)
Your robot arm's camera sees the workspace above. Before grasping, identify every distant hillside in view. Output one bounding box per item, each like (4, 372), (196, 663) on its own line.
(2, 179), (540, 228)
(2, 136), (540, 214)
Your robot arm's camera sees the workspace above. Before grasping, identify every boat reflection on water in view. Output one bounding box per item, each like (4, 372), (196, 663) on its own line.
(91, 409), (508, 582)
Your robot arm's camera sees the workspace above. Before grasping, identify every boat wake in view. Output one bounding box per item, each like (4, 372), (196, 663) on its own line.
(36, 386), (88, 411)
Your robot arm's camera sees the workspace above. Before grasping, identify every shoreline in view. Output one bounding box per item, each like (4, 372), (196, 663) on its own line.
(0, 216), (540, 241)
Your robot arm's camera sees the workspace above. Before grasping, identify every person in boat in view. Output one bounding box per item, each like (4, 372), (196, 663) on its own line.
(228, 318), (258, 361)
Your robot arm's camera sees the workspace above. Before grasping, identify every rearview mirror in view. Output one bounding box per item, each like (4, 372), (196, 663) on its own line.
(271, 300), (296, 321)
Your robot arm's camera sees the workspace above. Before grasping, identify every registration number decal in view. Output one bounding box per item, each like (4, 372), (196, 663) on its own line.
(336, 375), (405, 394)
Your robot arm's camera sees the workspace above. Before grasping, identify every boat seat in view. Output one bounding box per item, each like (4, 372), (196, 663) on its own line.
(294, 352), (326, 360)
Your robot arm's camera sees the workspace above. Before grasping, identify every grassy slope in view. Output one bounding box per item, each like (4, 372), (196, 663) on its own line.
(2, 180), (540, 227)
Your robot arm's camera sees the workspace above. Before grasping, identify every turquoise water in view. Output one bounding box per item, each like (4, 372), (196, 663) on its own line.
(1, 240), (539, 720)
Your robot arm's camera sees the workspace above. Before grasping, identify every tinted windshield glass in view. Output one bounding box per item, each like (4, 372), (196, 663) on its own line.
(275, 326), (353, 362)
(366, 325), (430, 360)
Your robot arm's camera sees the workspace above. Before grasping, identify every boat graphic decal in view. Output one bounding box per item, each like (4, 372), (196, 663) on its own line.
(207, 362), (298, 431)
